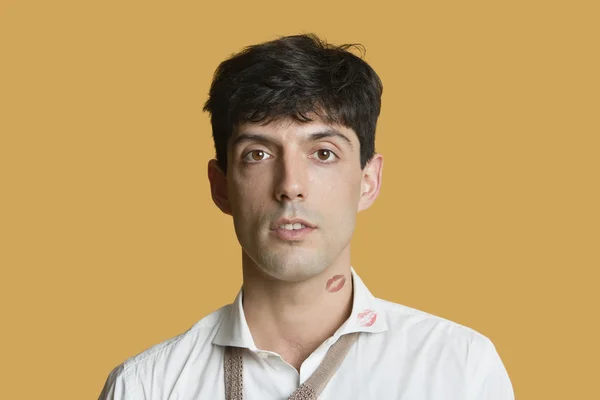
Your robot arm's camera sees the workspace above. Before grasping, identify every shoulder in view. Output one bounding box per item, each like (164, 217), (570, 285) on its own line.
(125, 304), (227, 369)
(376, 297), (490, 346)
(374, 298), (514, 398)
(98, 305), (229, 399)
(373, 297), (502, 368)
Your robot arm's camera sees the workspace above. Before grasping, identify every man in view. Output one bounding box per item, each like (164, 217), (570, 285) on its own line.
(99, 33), (514, 399)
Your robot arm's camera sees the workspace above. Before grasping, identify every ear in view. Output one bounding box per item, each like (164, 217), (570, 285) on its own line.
(358, 153), (383, 212)
(207, 159), (232, 215)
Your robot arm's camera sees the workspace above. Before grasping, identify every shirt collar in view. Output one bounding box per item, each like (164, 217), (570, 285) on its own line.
(212, 266), (388, 349)
(335, 266), (388, 337)
(212, 288), (258, 349)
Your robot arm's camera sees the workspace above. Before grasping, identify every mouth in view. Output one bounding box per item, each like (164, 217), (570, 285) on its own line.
(270, 224), (316, 241)
(270, 218), (316, 230)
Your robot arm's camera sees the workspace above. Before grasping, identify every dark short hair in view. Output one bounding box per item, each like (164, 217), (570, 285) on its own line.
(203, 33), (383, 175)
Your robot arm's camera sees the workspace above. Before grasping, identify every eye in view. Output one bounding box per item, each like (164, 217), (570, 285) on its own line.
(243, 149), (272, 163)
(312, 149), (338, 163)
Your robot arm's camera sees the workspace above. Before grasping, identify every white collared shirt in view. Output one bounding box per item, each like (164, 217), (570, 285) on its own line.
(99, 268), (514, 399)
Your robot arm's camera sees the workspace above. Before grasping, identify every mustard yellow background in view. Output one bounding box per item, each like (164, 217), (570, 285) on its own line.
(1, 0), (598, 398)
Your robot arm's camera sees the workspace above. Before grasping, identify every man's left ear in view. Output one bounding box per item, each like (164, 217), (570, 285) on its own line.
(358, 153), (383, 212)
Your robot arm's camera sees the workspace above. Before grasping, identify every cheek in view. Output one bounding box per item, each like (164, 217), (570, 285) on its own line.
(313, 169), (361, 206)
(230, 173), (270, 222)
(312, 172), (361, 233)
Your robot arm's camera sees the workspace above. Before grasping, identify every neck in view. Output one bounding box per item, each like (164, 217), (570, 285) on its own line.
(241, 250), (353, 369)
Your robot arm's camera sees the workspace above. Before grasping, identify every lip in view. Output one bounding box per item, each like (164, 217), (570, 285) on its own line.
(270, 226), (315, 241)
(270, 218), (316, 230)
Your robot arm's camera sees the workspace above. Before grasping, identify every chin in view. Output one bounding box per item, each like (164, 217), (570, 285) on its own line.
(258, 257), (329, 283)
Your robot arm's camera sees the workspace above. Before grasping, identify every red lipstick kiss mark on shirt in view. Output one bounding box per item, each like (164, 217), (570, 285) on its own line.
(325, 275), (346, 293)
(357, 309), (377, 327)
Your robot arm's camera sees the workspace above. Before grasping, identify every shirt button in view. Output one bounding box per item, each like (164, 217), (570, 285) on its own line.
(257, 352), (269, 360)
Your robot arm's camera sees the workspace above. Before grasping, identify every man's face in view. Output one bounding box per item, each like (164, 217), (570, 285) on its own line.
(209, 116), (381, 283)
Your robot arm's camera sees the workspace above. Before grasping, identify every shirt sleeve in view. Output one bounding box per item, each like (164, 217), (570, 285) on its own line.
(468, 336), (515, 400)
(98, 363), (131, 400)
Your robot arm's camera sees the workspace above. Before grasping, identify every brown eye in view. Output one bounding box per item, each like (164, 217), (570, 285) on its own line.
(251, 150), (265, 161)
(315, 149), (336, 162)
(244, 150), (270, 163)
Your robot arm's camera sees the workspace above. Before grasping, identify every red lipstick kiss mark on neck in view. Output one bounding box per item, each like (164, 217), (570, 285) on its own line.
(325, 275), (346, 293)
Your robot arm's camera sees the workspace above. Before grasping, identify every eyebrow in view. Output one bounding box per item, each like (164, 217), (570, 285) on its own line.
(231, 129), (354, 151)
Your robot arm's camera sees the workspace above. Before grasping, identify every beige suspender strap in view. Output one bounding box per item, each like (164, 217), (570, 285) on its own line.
(224, 332), (360, 400)
(294, 332), (360, 396)
(224, 346), (244, 400)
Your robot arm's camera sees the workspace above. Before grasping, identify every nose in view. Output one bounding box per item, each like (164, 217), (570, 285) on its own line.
(274, 153), (307, 203)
